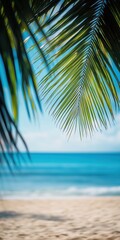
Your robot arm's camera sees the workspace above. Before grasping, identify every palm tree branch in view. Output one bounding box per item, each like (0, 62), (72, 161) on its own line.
(40, 0), (120, 136)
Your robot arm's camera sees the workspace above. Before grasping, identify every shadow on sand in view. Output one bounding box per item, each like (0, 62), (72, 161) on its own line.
(0, 211), (67, 222)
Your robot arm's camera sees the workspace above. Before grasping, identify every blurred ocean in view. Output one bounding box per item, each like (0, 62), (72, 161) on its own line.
(0, 153), (120, 199)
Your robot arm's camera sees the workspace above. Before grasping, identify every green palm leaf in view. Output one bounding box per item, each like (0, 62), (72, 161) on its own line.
(40, 0), (120, 136)
(0, 0), (120, 165)
(0, 0), (59, 164)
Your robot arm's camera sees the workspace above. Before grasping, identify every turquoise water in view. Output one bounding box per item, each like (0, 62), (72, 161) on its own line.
(0, 153), (120, 199)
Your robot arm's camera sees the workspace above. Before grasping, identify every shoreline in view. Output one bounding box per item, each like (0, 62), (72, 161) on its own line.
(1, 195), (120, 200)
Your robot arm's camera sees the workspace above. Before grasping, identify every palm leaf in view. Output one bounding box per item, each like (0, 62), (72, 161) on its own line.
(0, 0), (120, 165)
(0, 0), (59, 163)
(40, 0), (120, 136)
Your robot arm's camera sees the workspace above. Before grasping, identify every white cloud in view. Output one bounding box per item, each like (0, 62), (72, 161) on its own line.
(19, 114), (120, 152)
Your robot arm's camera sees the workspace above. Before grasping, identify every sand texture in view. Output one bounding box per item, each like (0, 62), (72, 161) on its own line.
(0, 198), (120, 240)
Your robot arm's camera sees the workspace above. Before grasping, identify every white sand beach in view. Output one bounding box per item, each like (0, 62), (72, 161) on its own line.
(0, 198), (120, 240)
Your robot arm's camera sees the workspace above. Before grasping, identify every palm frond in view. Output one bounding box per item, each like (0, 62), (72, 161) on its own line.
(0, 0), (120, 164)
(0, 76), (28, 168)
(40, 0), (120, 136)
(0, 0), (59, 163)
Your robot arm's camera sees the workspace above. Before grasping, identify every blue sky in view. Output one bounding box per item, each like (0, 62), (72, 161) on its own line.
(17, 45), (120, 153)
(2, 64), (120, 153)
(1, 33), (120, 153)
(18, 95), (120, 152)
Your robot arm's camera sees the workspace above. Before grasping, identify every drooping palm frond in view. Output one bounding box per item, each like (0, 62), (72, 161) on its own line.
(0, 0), (120, 165)
(40, 0), (120, 136)
(0, 0), (60, 163)
(0, 78), (28, 168)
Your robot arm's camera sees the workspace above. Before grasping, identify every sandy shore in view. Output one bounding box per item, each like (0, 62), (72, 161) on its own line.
(0, 198), (120, 240)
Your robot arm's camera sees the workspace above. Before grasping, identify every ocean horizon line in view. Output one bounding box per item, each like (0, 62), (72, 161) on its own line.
(1, 152), (120, 154)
